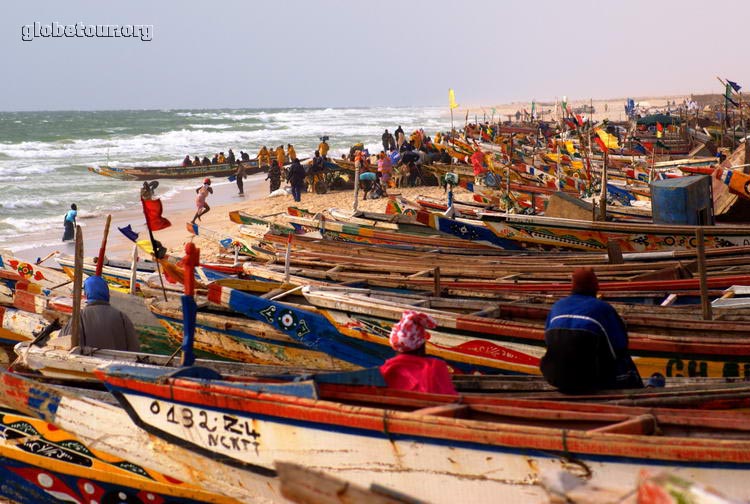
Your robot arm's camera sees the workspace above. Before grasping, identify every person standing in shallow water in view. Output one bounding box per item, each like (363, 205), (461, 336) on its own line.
(62, 203), (77, 241)
(192, 178), (213, 224)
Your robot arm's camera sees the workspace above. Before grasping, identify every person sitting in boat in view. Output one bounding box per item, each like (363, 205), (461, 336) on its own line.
(540, 268), (643, 393)
(227, 149), (236, 165)
(211, 154), (219, 165)
(241, 150), (251, 162)
(192, 156), (201, 166)
(182, 155), (192, 167)
(202, 156), (211, 165)
(58, 276), (140, 352)
(379, 310), (457, 395)
(218, 152), (226, 164)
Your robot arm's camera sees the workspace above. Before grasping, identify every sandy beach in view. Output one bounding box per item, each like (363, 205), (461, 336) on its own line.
(8, 169), (449, 267)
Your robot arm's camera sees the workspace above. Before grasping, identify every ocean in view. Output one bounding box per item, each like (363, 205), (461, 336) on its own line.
(0, 107), (452, 254)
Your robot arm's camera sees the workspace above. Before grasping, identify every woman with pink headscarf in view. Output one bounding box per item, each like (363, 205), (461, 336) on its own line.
(379, 310), (458, 395)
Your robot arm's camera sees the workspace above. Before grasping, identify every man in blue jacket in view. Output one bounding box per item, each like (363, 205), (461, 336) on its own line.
(541, 268), (643, 392)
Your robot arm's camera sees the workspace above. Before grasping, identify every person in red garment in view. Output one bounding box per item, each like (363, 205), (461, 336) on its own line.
(379, 310), (458, 395)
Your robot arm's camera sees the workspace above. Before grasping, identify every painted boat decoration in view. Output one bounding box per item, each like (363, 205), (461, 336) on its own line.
(148, 298), (357, 370)
(0, 369), (283, 502)
(0, 306), (48, 345)
(0, 405), (241, 504)
(100, 364), (750, 503)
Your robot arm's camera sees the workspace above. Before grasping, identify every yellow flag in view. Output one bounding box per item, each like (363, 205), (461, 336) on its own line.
(449, 88), (458, 110)
(595, 128), (620, 150)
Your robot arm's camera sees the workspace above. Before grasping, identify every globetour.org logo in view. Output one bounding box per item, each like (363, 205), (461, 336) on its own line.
(21, 22), (153, 42)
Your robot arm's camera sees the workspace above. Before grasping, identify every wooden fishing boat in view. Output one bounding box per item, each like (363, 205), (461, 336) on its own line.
(0, 369), (284, 502)
(87, 159), (262, 181)
(99, 364), (750, 503)
(205, 282), (750, 378)
(472, 213), (750, 252)
(0, 405), (240, 504)
(148, 298), (356, 370)
(56, 254), (153, 291)
(0, 306), (48, 345)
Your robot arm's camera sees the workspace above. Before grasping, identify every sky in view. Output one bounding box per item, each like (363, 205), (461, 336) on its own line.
(1, 0), (748, 111)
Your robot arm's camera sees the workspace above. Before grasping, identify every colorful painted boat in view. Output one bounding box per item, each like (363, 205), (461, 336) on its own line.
(206, 283), (750, 378)
(148, 298), (357, 370)
(0, 306), (48, 345)
(0, 405), (241, 504)
(0, 369), (284, 502)
(87, 159), (262, 181)
(99, 364), (750, 503)
(484, 215), (750, 252)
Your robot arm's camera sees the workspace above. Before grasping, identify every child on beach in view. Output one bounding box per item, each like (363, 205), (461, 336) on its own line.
(192, 178), (213, 224)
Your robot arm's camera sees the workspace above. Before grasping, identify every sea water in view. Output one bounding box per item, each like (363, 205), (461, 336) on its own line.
(0, 107), (451, 253)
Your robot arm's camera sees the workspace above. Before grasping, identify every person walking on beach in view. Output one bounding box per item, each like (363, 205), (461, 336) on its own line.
(235, 162), (246, 196)
(287, 158), (306, 203)
(540, 268), (643, 393)
(318, 137), (330, 159)
(394, 125), (405, 150)
(62, 203), (77, 242)
(378, 151), (392, 191)
(191, 178), (213, 224)
(59, 276), (140, 351)
(266, 160), (281, 193)
(379, 310), (457, 395)
(275, 145), (286, 168)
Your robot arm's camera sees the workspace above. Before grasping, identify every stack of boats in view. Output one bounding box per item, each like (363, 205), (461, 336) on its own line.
(3, 116), (750, 502)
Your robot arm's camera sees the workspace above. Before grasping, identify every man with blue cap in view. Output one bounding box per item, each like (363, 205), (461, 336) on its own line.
(59, 276), (140, 351)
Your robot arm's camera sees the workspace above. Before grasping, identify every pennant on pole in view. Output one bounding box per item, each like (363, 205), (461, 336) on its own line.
(727, 79), (742, 93)
(448, 89), (459, 110)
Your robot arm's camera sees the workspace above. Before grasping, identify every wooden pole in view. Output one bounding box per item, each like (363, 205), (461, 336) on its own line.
(128, 244), (138, 295)
(433, 267), (441, 297)
(95, 214), (112, 276)
(284, 234), (292, 284)
(696, 228), (712, 320)
(70, 225), (83, 349)
(353, 159), (360, 212)
(598, 150), (608, 221)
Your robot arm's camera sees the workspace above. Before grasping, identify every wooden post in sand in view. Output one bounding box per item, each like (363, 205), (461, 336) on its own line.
(70, 225), (84, 349)
(352, 162), (360, 212)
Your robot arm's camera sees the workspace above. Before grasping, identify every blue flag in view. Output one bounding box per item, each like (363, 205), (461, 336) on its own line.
(727, 79), (742, 92)
(117, 224), (139, 242)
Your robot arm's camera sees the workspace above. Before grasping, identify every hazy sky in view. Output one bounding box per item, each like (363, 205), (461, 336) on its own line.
(2, 0), (747, 111)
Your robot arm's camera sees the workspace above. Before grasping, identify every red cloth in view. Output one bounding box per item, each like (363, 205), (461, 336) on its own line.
(470, 150), (485, 176)
(141, 198), (171, 231)
(379, 354), (458, 395)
